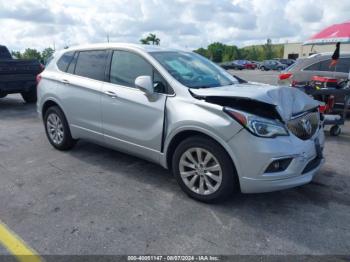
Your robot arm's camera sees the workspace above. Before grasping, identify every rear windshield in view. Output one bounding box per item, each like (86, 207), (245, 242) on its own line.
(285, 62), (298, 71)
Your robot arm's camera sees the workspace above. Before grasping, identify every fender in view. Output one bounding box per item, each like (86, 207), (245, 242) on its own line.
(160, 125), (243, 177)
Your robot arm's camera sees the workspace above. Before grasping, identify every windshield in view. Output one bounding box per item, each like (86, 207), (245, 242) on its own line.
(150, 51), (238, 89)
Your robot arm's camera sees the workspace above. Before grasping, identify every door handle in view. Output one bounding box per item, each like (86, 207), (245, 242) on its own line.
(104, 90), (118, 98)
(61, 79), (70, 84)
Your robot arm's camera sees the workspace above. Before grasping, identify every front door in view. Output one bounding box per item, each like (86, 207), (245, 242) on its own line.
(101, 50), (168, 162)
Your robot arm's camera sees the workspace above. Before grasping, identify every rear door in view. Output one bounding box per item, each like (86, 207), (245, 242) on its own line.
(101, 50), (168, 162)
(57, 50), (108, 141)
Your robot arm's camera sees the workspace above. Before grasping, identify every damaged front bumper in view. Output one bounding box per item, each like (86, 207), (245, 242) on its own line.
(228, 127), (325, 193)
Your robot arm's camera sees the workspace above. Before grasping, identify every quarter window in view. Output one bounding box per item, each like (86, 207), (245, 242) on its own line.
(319, 59), (332, 71)
(304, 61), (321, 71)
(75, 50), (108, 81)
(57, 51), (75, 72)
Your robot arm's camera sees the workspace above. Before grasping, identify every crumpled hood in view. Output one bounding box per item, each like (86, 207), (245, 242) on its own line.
(190, 83), (320, 121)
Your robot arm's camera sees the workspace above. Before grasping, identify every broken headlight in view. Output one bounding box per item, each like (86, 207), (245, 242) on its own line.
(224, 107), (289, 138)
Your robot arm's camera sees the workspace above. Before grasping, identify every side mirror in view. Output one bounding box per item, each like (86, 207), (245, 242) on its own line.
(135, 76), (154, 95)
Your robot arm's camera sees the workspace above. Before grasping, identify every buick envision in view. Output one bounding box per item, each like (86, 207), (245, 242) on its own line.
(37, 43), (325, 202)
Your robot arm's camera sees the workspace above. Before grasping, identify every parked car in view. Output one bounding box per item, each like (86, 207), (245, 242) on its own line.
(273, 58), (295, 66)
(220, 61), (244, 70)
(251, 61), (261, 68)
(37, 43), (325, 202)
(0, 45), (43, 102)
(235, 60), (257, 69)
(260, 60), (287, 71)
(278, 53), (350, 86)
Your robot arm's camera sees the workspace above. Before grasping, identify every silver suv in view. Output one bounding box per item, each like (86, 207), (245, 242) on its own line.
(37, 43), (325, 202)
(279, 52), (350, 86)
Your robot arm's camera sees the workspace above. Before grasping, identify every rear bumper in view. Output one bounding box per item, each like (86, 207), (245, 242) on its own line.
(0, 80), (36, 94)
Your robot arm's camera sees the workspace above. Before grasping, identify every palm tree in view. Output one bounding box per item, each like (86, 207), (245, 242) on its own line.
(140, 38), (150, 45)
(140, 33), (160, 45)
(148, 33), (160, 45)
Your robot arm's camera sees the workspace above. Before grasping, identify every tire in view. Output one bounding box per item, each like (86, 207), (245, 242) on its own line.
(172, 136), (238, 202)
(44, 106), (76, 150)
(0, 92), (7, 98)
(330, 125), (341, 136)
(21, 87), (37, 103)
(260, 66), (265, 71)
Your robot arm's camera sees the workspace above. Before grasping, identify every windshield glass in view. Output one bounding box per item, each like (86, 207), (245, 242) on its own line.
(151, 51), (238, 89)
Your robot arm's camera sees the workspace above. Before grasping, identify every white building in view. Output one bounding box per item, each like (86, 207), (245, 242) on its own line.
(283, 42), (350, 59)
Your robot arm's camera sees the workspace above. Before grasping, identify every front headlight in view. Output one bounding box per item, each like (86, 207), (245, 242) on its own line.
(224, 107), (289, 138)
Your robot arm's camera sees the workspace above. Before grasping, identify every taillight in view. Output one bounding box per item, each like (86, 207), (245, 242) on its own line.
(279, 72), (293, 80)
(36, 74), (42, 86)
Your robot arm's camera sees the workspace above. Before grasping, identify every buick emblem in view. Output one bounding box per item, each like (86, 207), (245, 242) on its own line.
(301, 118), (312, 135)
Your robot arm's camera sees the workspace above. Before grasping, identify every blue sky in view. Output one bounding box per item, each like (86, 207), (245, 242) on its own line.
(0, 0), (349, 51)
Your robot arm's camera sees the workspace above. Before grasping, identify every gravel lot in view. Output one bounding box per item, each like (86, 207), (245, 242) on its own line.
(0, 70), (349, 256)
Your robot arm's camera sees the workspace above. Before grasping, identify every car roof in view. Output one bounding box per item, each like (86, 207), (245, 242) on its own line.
(307, 52), (350, 59)
(62, 43), (182, 53)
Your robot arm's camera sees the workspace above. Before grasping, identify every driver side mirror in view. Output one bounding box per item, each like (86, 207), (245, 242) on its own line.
(135, 76), (154, 95)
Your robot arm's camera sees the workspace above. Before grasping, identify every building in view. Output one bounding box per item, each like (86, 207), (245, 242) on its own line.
(283, 42), (350, 59)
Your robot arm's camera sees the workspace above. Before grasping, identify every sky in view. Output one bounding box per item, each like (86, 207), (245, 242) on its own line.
(0, 0), (349, 52)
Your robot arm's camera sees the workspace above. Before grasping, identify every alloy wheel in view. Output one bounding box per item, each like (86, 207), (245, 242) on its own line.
(46, 113), (64, 145)
(179, 147), (222, 195)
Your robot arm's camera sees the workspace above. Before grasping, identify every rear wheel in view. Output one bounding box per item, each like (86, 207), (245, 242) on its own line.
(44, 106), (76, 150)
(21, 87), (37, 103)
(260, 66), (265, 71)
(330, 125), (341, 136)
(172, 136), (238, 202)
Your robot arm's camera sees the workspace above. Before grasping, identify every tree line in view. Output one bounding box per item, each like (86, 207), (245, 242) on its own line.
(194, 39), (284, 62)
(9, 35), (283, 64)
(11, 47), (55, 64)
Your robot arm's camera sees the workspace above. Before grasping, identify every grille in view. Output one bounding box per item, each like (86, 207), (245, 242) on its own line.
(287, 111), (320, 140)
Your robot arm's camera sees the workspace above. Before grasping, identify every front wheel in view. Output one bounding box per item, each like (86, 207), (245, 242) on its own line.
(44, 106), (76, 150)
(172, 136), (238, 202)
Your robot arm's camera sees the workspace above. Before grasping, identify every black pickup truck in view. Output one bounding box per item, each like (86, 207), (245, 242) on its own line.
(0, 45), (42, 103)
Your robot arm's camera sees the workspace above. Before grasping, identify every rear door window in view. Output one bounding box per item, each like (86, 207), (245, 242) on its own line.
(57, 51), (75, 72)
(335, 58), (350, 73)
(75, 50), (108, 81)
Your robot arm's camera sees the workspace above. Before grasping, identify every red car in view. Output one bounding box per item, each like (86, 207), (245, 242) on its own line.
(235, 60), (257, 69)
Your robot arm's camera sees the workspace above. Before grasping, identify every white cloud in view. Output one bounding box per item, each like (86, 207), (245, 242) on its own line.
(0, 0), (348, 52)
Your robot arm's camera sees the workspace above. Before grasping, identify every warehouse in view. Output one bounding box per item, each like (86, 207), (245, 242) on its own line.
(283, 42), (350, 59)
(284, 21), (350, 59)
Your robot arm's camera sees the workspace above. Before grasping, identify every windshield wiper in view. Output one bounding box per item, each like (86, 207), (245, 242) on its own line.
(194, 86), (213, 89)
